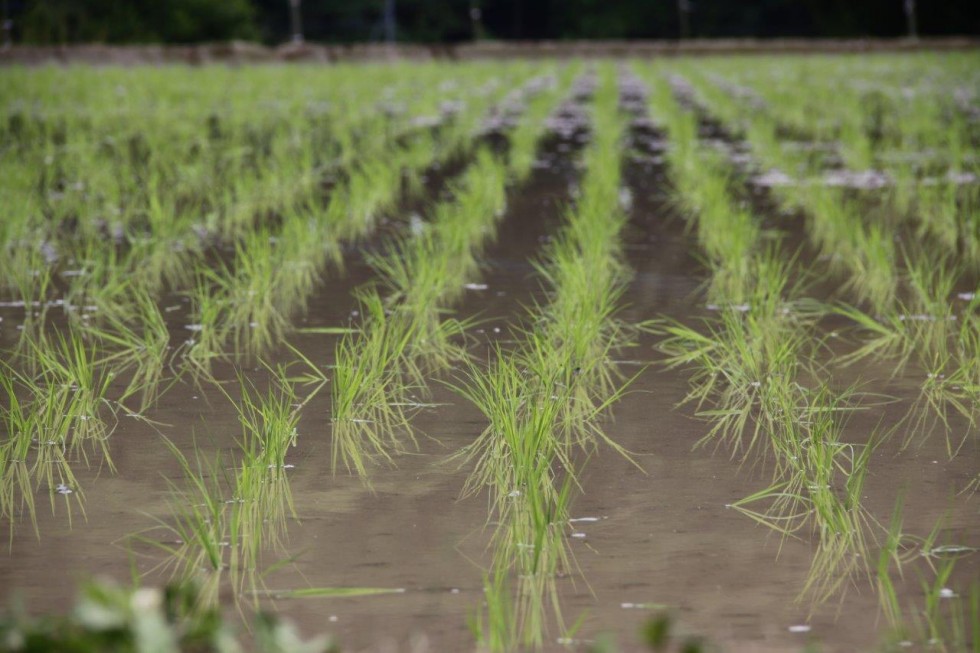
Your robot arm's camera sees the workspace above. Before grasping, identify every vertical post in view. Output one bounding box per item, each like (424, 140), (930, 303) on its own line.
(904, 0), (918, 40)
(384, 0), (396, 44)
(289, 0), (303, 43)
(470, 1), (483, 41)
(2, 0), (11, 50)
(678, 0), (690, 39)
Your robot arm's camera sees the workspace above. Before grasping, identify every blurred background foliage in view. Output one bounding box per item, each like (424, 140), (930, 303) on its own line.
(4, 0), (980, 45)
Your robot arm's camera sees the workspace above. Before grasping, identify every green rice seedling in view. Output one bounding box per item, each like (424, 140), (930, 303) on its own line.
(844, 222), (899, 315)
(915, 182), (962, 254)
(653, 252), (821, 462)
(60, 243), (130, 330)
(0, 365), (85, 540)
(179, 274), (230, 382)
(471, 566), (518, 652)
(223, 369), (302, 592)
(147, 358), (321, 606)
(505, 67), (578, 184)
(876, 495), (908, 631)
(208, 229), (290, 359)
(329, 290), (422, 479)
(902, 357), (978, 458)
(516, 323), (638, 458)
(875, 506), (980, 652)
(82, 284), (173, 414)
(125, 193), (203, 295)
(28, 330), (116, 469)
(366, 148), (507, 373)
(834, 253), (978, 454)
(0, 370), (39, 539)
(451, 352), (575, 510)
(8, 250), (54, 368)
(368, 240), (473, 373)
(145, 438), (230, 607)
(729, 385), (879, 604)
(331, 138), (561, 480)
(834, 251), (961, 372)
(454, 357), (581, 651)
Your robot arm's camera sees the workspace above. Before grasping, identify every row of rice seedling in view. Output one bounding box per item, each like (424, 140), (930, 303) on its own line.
(683, 57), (980, 280)
(638, 59), (977, 646)
(637, 62), (894, 606)
(178, 65), (547, 371)
(0, 64), (546, 537)
(672, 61), (980, 458)
(452, 65), (643, 650)
(329, 65), (578, 480)
(136, 65), (575, 608)
(679, 55), (977, 192)
(1, 63), (529, 365)
(677, 58), (972, 270)
(132, 68), (574, 603)
(144, 355), (325, 606)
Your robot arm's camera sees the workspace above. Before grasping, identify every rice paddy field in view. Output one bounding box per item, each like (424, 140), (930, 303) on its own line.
(0, 52), (978, 652)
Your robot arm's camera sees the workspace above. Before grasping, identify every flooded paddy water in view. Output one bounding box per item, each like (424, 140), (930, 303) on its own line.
(1, 55), (978, 652)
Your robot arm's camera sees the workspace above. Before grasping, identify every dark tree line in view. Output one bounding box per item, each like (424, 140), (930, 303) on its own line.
(7, 0), (979, 45)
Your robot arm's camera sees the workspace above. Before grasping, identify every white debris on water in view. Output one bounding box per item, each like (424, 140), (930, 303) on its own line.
(464, 283), (488, 290)
(184, 324), (203, 332)
(788, 624), (811, 633)
(706, 303), (750, 312)
(897, 314), (956, 322)
(408, 213), (425, 236)
(620, 602), (666, 610)
(753, 169), (795, 187)
(55, 484), (73, 495)
(823, 169), (891, 189)
(618, 187), (633, 211)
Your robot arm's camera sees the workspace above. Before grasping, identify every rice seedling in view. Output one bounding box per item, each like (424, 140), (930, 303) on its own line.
(452, 66), (644, 651)
(456, 350), (582, 649)
(875, 503), (980, 651)
(151, 344), (333, 606)
(329, 290), (424, 479)
(833, 252), (978, 454)
(7, 251), (55, 367)
(27, 329), (117, 467)
(179, 273), (231, 383)
(225, 373), (301, 567)
(728, 384), (880, 604)
(143, 437), (230, 607)
(652, 250), (822, 462)
(504, 67), (579, 184)
(0, 364), (85, 540)
(81, 283), (174, 413)
(328, 72), (576, 480)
